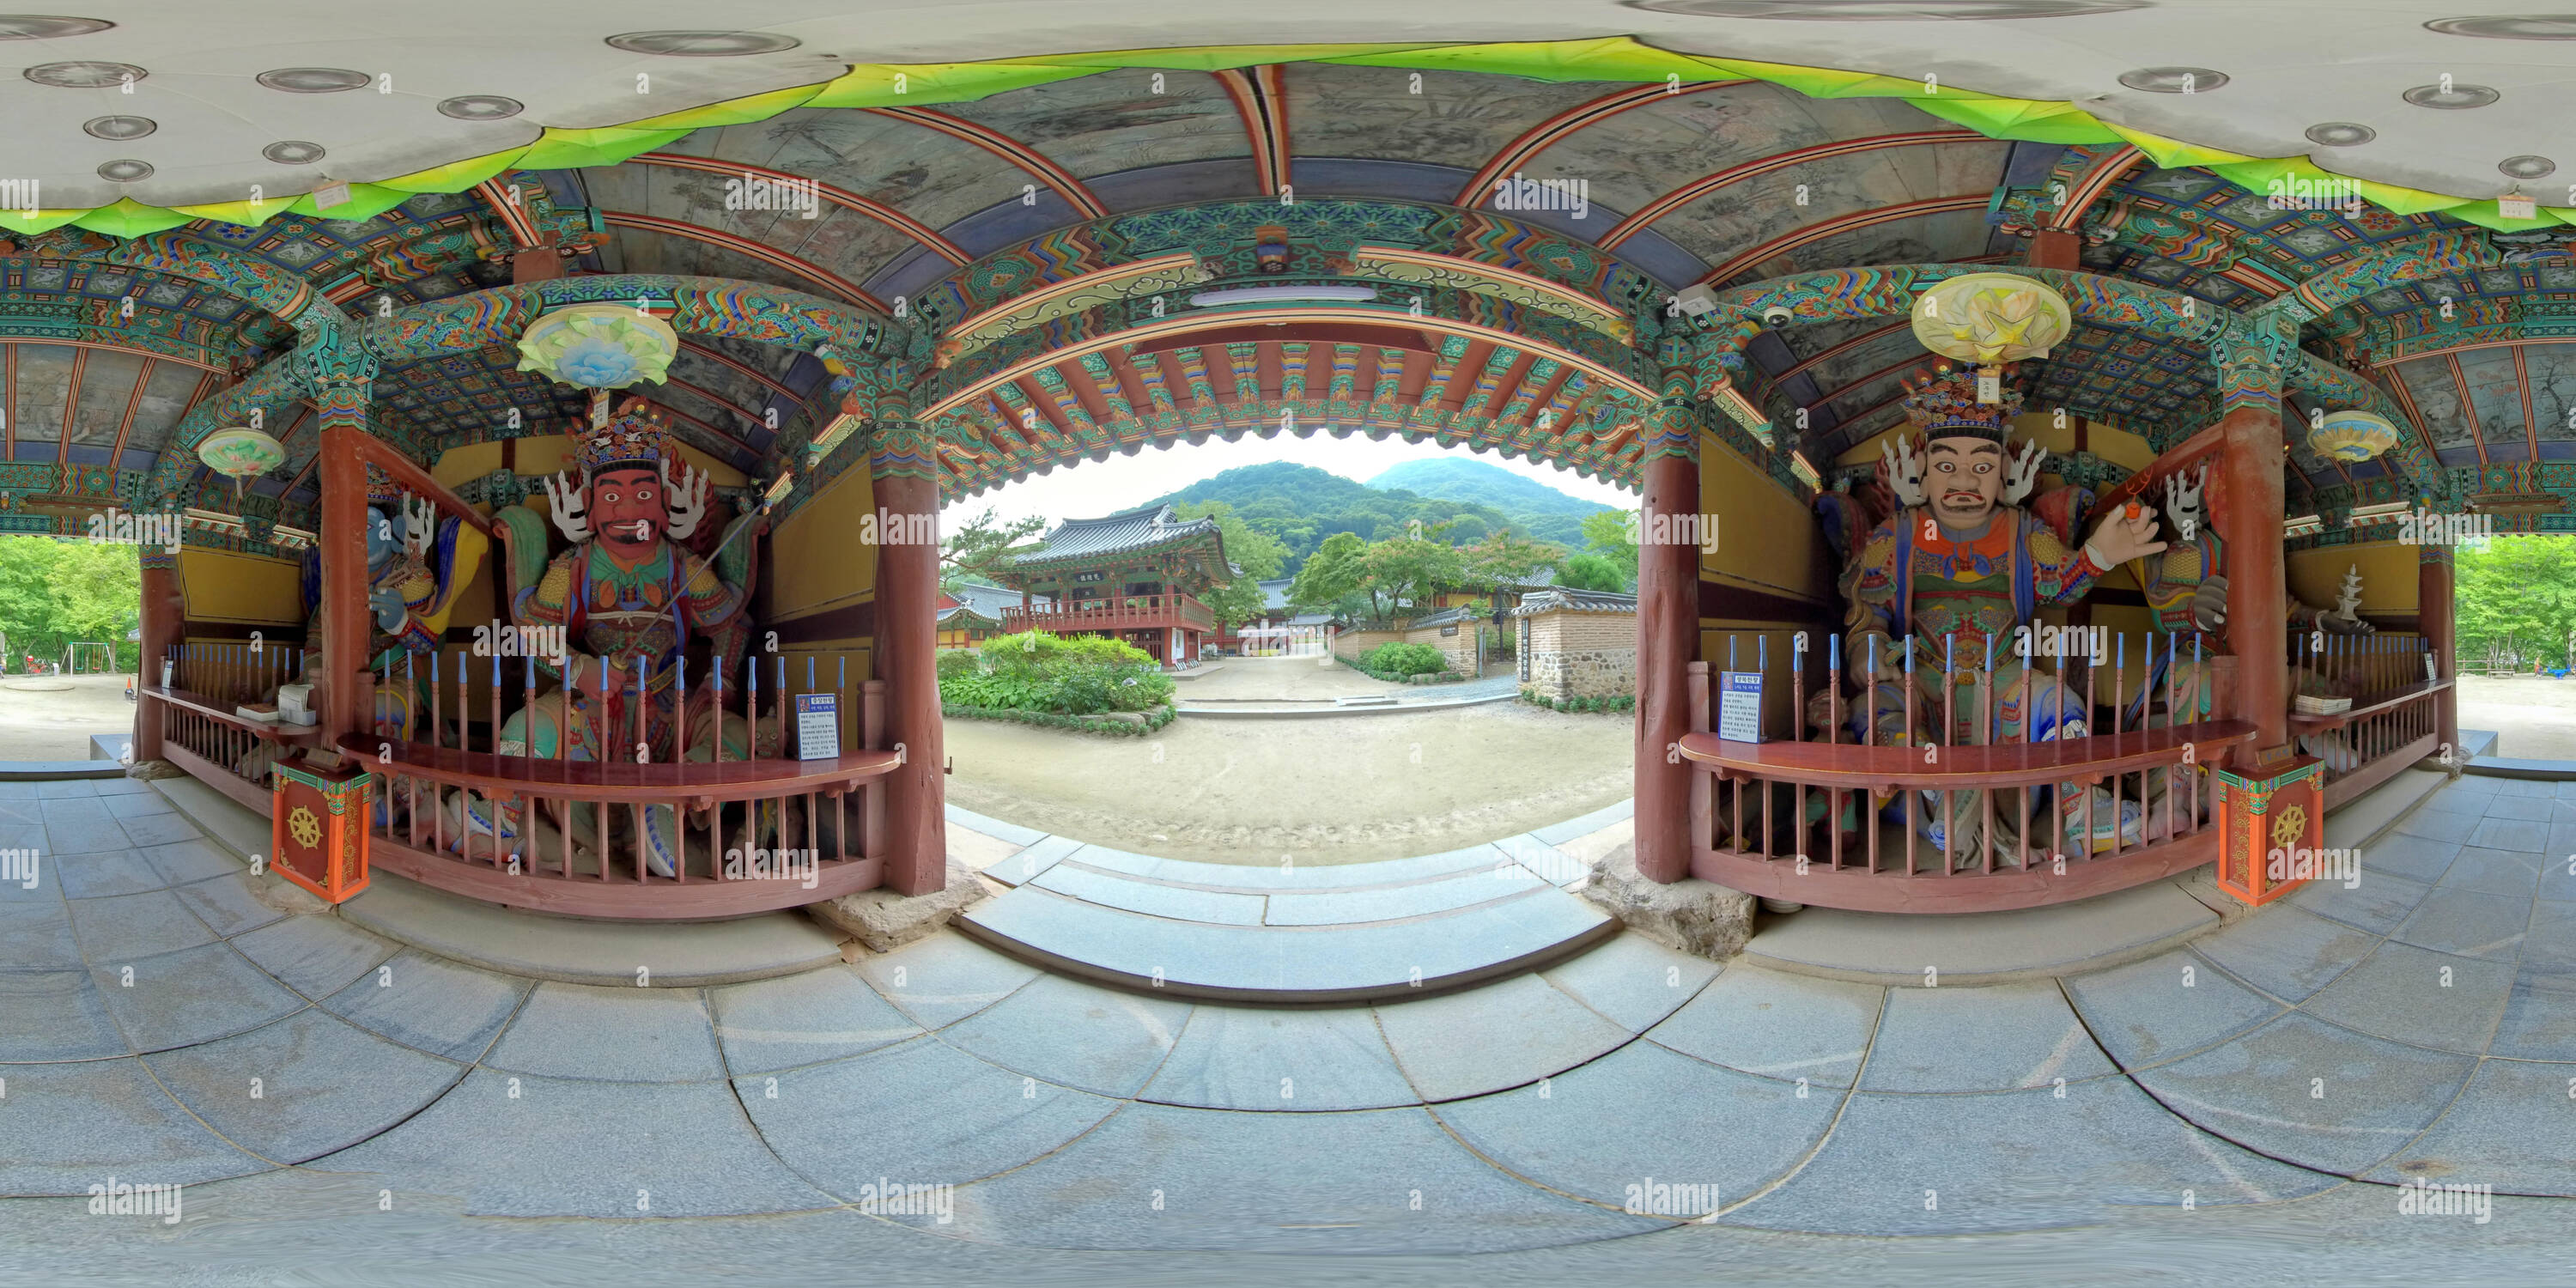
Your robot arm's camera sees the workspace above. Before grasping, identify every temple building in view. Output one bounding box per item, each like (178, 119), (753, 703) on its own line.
(938, 582), (1041, 647)
(991, 505), (1231, 665)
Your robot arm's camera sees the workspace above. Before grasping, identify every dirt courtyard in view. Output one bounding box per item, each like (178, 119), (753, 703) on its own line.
(0, 672), (136, 761)
(2459, 674), (2576, 761)
(944, 701), (1632, 865)
(1176, 656), (1410, 702)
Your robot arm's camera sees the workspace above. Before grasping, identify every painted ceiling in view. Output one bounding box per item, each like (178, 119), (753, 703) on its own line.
(7, 32), (2574, 535)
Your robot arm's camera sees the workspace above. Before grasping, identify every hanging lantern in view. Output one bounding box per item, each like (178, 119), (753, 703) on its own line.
(1911, 272), (2074, 404)
(2307, 410), (2402, 463)
(196, 426), (288, 501)
(514, 302), (679, 389)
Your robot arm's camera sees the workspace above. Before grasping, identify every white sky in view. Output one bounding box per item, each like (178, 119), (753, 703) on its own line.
(941, 435), (1638, 531)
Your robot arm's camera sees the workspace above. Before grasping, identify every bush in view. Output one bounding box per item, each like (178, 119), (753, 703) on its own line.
(943, 630), (1175, 716)
(941, 701), (1178, 738)
(1518, 687), (1635, 714)
(936, 648), (984, 679)
(1358, 641), (1448, 678)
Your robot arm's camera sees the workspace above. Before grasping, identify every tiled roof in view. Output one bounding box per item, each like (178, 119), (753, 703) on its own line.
(1258, 577), (1293, 611)
(1406, 605), (1479, 629)
(1511, 588), (1637, 616)
(945, 582), (1046, 617)
(1016, 504), (1225, 568)
(938, 604), (1001, 628)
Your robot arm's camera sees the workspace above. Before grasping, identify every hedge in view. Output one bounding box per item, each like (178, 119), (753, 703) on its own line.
(941, 702), (1180, 738)
(1518, 688), (1636, 714)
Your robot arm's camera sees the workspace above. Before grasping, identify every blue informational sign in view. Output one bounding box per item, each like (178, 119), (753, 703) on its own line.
(795, 693), (840, 761)
(1717, 671), (1764, 744)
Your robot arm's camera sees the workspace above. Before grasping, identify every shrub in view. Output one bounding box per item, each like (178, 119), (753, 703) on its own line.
(1358, 641), (1448, 677)
(946, 630), (1173, 716)
(936, 648), (984, 679)
(1518, 688), (1636, 714)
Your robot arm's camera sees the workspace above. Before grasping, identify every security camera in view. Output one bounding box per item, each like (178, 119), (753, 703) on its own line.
(1761, 306), (1794, 329)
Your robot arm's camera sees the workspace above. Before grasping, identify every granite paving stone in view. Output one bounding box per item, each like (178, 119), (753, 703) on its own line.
(319, 1068), (836, 1218)
(853, 931), (1042, 1030)
(2190, 904), (2378, 1002)
(1031, 862), (1269, 926)
(141, 1007), (469, 1163)
(2437, 847), (2547, 899)
(39, 796), (112, 825)
(1536, 930), (1723, 1032)
(168, 872), (290, 939)
(0, 896), (82, 970)
(2495, 779), (2559, 799)
(2131, 1012), (2478, 1174)
(34, 780), (96, 799)
(229, 915), (399, 1000)
(49, 849), (165, 900)
(483, 981), (725, 1083)
(93, 777), (149, 797)
(2360, 833), (2461, 884)
(2393, 810), (2480, 845)
(741, 1035), (1121, 1191)
(2367, 1058), (2576, 1197)
(1374, 971), (1633, 1102)
(91, 941), (305, 1054)
(1860, 981), (2117, 1091)
(2302, 941), (2516, 1054)
(2469, 818), (2550, 854)
(1647, 965), (1881, 1089)
(2484, 794), (2557, 822)
(0, 968), (128, 1061)
(925, 1100), (1665, 1253)
(1721, 1078), (2337, 1236)
(978, 832), (1081, 887)
(43, 817), (131, 854)
(1436, 1039), (1838, 1213)
(319, 948), (531, 1062)
(68, 889), (216, 962)
(2489, 969), (2576, 1060)
(100, 790), (174, 819)
(121, 812), (210, 848)
(2395, 884), (2532, 959)
(2539, 850), (2576, 902)
(940, 972), (1190, 1097)
(2288, 868), (2431, 936)
(709, 965), (923, 1075)
(2521, 900), (2576, 971)
(0, 1056), (266, 1195)
(1262, 867), (1540, 926)
(1140, 1003), (1418, 1110)
(2063, 948), (2283, 1069)
(137, 838), (240, 885)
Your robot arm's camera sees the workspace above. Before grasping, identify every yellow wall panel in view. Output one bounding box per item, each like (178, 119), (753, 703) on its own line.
(769, 468), (880, 621)
(179, 548), (304, 625)
(2289, 542), (2418, 614)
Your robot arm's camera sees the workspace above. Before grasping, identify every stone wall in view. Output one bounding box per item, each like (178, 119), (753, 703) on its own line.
(1331, 628), (1403, 664)
(1403, 621), (1479, 677)
(1523, 609), (1636, 702)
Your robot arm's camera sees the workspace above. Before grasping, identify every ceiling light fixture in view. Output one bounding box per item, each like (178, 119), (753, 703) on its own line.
(2404, 82), (2500, 108)
(605, 30), (801, 56)
(2426, 15), (2576, 39)
(2305, 122), (2376, 147)
(436, 94), (522, 120)
(256, 67), (370, 93)
(262, 140), (325, 165)
(24, 59), (141, 88)
(2500, 155), (2557, 178)
(2117, 66), (2227, 93)
(81, 114), (152, 140)
(95, 158), (151, 182)
(0, 15), (111, 39)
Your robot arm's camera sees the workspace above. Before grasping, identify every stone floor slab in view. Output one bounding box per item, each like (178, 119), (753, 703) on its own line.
(100, 790), (173, 819)
(2287, 869), (2431, 936)
(1860, 981), (2117, 1092)
(708, 965), (922, 1075)
(141, 1008), (468, 1163)
(1031, 862), (1269, 926)
(1140, 1004), (1417, 1111)
(2063, 948), (2282, 1069)
(2391, 888), (2530, 961)
(2190, 904), (2378, 1003)
(2366, 1059), (2576, 1197)
(0, 896), (82, 970)
(927, 1099), (1664, 1253)
(2131, 1012), (2477, 1175)
(2392, 811), (2480, 846)
(852, 931), (1042, 1030)
(137, 838), (240, 886)
(43, 817), (131, 855)
(319, 949), (531, 1062)
(1264, 866), (1541, 927)
(319, 1068), (835, 1218)
(90, 942), (304, 1054)
(2484, 794), (2558, 822)
(2490, 969), (2576, 1060)
(167, 872), (289, 939)
(1721, 1078), (2335, 1235)
(483, 981), (724, 1083)
(2439, 847), (2547, 900)
(0, 1056), (265, 1195)
(1436, 1039), (1838, 1215)
(2302, 941), (2516, 1054)
(978, 832), (1080, 888)
(2361, 833), (2462, 884)
(2523, 900), (2576, 971)
(1743, 878), (2216, 985)
(1537, 931), (1722, 1033)
(122, 812), (212, 849)
(2469, 818), (2550, 854)
(1375, 971), (1633, 1102)
(741, 1035), (1120, 1191)
(0, 968), (128, 1061)
(940, 972), (1190, 1097)
(50, 849), (164, 900)
(229, 915), (399, 1001)
(1647, 966), (1881, 1089)
(68, 889), (215, 963)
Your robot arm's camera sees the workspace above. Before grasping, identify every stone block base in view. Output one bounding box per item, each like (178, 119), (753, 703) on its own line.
(126, 759), (188, 781)
(810, 860), (989, 953)
(1580, 842), (1754, 962)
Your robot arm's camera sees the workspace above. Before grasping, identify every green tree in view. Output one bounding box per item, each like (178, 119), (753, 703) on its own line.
(1174, 500), (1288, 629)
(1456, 529), (1563, 593)
(0, 538), (142, 671)
(1358, 524), (1465, 620)
(2457, 535), (2576, 668)
(1288, 532), (1367, 617)
(1558, 552), (1631, 593)
(1578, 508), (1640, 591)
(939, 507), (1045, 594)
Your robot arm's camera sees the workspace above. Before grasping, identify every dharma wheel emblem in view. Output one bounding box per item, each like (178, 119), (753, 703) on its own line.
(2270, 804), (2308, 850)
(289, 805), (323, 851)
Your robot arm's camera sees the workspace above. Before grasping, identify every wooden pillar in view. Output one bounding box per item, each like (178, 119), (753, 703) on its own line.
(2028, 228), (2082, 270)
(2213, 319), (2293, 766)
(132, 548), (181, 760)
(2421, 547), (2458, 756)
(1634, 423), (1700, 884)
(871, 423), (946, 896)
(318, 424), (371, 741)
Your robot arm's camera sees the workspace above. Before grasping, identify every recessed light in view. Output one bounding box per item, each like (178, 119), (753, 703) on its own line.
(2427, 15), (2576, 39)
(2306, 122), (2377, 147)
(436, 94), (522, 120)
(256, 67), (370, 94)
(605, 30), (801, 56)
(1621, 0), (2144, 15)
(2404, 82), (2500, 108)
(263, 140), (326, 165)
(2501, 155), (2558, 178)
(24, 59), (141, 88)
(0, 15), (111, 39)
(82, 114), (153, 141)
(2117, 66), (2227, 93)
(96, 158), (151, 182)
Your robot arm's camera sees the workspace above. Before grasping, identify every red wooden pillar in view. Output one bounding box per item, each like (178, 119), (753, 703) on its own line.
(1634, 421), (1700, 884)
(133, 548), (181, 760)
(2213, 320), (2293, 766)
(2027, 228), (2082, 270)
(2420, 547), (2458, 756)
(872, 424), (946, 896)
(318, 424), (371, 741)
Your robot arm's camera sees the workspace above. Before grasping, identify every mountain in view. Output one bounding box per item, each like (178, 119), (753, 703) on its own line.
(1364, 458), (1610, 520)
(1149, 461), (1577, 572)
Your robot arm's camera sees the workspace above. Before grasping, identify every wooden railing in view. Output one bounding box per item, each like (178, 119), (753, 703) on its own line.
(2284, 631), (2446, 808)
(1003, 592), (1209, 634)
(1678, 630), (2257, 913)
(145, 684), (321, 811)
